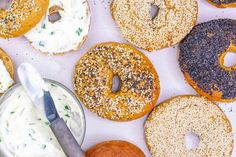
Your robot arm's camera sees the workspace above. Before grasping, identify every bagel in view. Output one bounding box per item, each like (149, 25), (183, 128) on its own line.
(179, 19), (236, 102)
(0, 0), (49, 38)
(85, 141), (145, 157)
(145, 95), (233, 157)
(25, 0), (91, 55)
(74, 42), (160, 121)
(207, 0), (236, 8)
(110, 0), (198, 51)
(0, 48), (14, 94)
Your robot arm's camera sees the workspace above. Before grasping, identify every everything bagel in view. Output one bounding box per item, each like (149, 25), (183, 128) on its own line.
(74, 42), (160, 121)
(0, 0), (49, 38)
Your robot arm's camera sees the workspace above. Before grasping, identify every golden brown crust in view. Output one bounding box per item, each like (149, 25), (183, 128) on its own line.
(85, 141), (145, 157)
(145, 95), (233, 157)
(207, 0), (236, 8)
(110, 0), (198, 51)
(74, 42), (160, 121)
(183, 72), (236, 102)
(0, 48), (14, 79)
(0, 48), (14, 94)
(0, 0), (49, 38)
(181, 40), (236, 102)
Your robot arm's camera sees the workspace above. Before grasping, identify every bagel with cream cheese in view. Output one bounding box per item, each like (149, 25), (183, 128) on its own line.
(0, 48), (14, 94)
(25, 0), (91, 55)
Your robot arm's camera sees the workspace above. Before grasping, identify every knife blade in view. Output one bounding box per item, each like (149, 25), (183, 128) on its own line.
(18, 63), (85, 157)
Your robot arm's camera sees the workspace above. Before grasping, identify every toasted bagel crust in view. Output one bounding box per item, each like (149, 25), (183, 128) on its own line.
(85, 141), (145, 157)
(0, 0), (49, 38)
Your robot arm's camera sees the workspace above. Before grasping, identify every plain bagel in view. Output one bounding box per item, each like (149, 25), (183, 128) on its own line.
(85, 141), (145, 157)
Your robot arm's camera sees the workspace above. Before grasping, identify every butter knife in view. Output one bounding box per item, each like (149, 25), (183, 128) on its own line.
(17, 63), (85, 157)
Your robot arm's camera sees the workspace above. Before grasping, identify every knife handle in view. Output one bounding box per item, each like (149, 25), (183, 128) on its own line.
(50, 118), (85, 157)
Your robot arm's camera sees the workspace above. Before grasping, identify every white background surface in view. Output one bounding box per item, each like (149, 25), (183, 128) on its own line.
(0, 0), (236, 156)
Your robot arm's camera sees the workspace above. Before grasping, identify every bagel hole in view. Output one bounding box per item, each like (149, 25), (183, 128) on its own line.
(112, 75), (121, 93)
(223, 51), (236, 68)
(0, 0), (13, 10)
(150, 4), (159, 20)
(184, 132), (200, 150)
(48, 11), (61, 23)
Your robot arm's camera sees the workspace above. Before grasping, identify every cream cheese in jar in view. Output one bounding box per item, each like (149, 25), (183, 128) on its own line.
(0, 80), (85, 157)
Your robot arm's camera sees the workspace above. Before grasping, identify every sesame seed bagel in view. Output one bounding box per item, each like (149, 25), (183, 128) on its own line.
(179, 19), (236, 102)
(74, 42), (160, 121)
(145, 95), (233, 157)
(0, 0), (49, 38)
(110, 0), (198, 52)
(85, 141), (145, 157)
(207, 0), (236, 8)
(0, 48), (14, 94)
(25, 0), (91, 55)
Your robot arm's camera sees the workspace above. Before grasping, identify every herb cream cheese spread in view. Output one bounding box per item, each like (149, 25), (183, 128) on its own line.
(25, 0), (90, 54)
(0, 81), (85, 157)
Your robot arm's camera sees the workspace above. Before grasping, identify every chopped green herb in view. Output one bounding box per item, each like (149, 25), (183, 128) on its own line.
(51, 83), (56, 87)
(29, 133), (36, 141)
(76, 27), (83, 36)
(30, 129), (36, 134)
(41, 144), (47, 149)
(50, 31), (55, 35)
(37, 118), (42, 121)
(20, 108), (25, 115)
(49, 138), (53, 141)
(44, 121), (50, 125)
(10, 111), (15, 114)
(42, 23), (46, 29)
(64, 114), (70, 118)
(39, 41), (45, 47)
(64, 105), (71, 110)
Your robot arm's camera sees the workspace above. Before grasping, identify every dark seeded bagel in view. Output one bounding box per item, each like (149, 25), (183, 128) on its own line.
(208, 0), (236, 8)
(179, 19), (236, 102)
